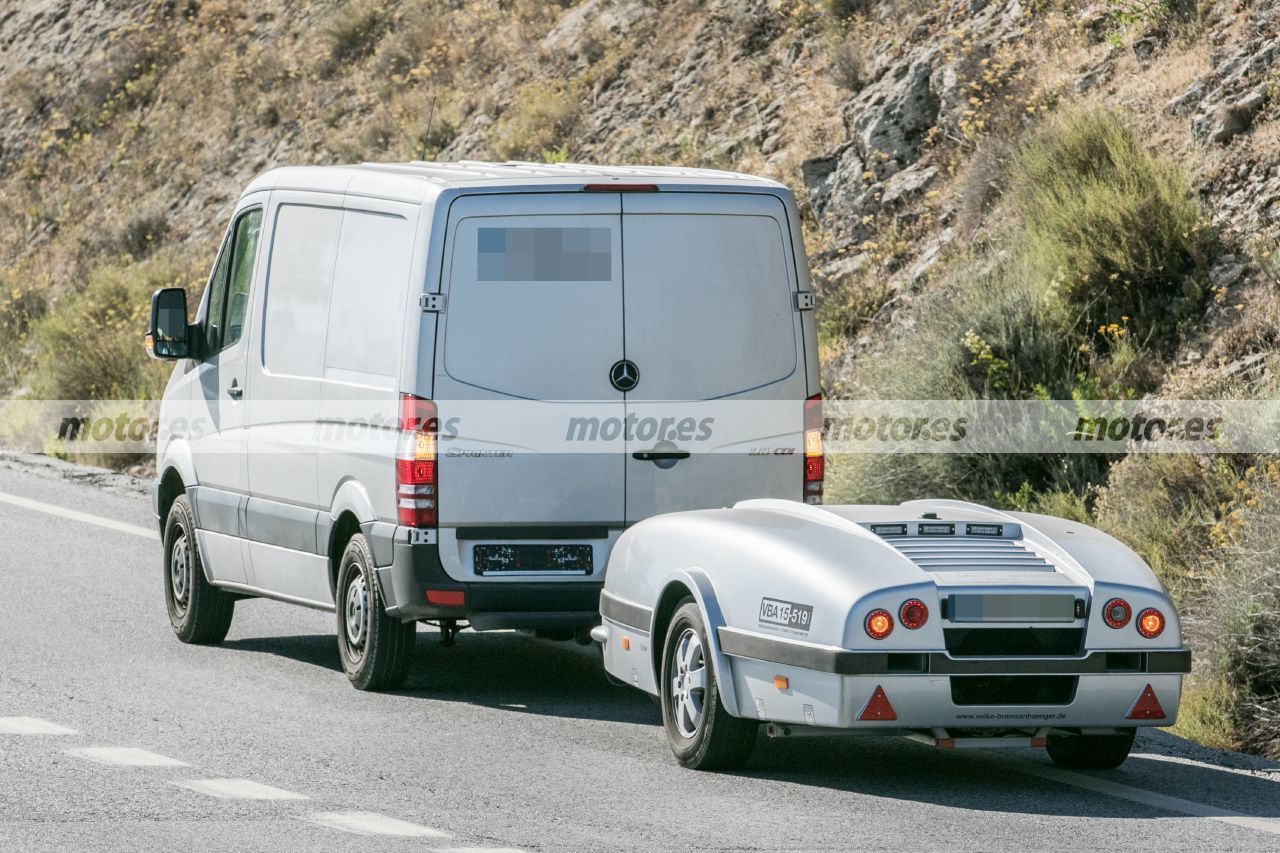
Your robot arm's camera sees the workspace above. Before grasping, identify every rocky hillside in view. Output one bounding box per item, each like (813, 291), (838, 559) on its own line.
(2, 0), (1278, 755)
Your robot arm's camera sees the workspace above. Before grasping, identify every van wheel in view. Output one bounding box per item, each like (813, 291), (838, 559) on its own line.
(335, 533), (415, 691)
(1046, 728), (1136, 769)
(660, 600), (757, 770)
(163, 494), (234, 644)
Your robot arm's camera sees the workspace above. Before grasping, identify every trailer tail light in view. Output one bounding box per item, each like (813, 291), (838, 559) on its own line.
(397, 393), (437, 528)
(1137, 608), (1165, 638)
(899, 599), (929, 630)
(1103, 598), (1131, 629)
(804, 393), (824, 505)
(865, 609), (893, 640)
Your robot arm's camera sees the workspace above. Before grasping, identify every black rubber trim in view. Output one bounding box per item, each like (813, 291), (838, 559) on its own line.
(455, 525), (612, 541)
(599, 591), (653, 633)
(716, 628), (1192, 676)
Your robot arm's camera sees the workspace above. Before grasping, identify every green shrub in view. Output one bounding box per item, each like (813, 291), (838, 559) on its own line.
(1094, 453), (1235, 603)
(492, 82), (581, 161)
(0, 265), (48, 391)
(1206, 466), (1280, 758)
(1010, 106), (1211, 345)
(324, 0), (389, 71)
(28, 252), (195, 401)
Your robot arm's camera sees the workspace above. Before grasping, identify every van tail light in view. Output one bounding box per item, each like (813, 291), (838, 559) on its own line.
(397, 393), (437, 528)
(804, 393), (824, 505)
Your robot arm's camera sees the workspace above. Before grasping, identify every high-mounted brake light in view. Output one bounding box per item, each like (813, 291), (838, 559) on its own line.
(1137, 608), (1165, 638)
(899, 599), (929, 630)
(865, 609), (893, 640)
(804, 393), (824, 505)
(583, 183), (659, 192)
(396, 393), (437, 528)
(1103, 598), (1131, 629)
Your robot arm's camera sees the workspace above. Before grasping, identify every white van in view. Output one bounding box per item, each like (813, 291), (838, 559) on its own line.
(147, 161), (821, 690)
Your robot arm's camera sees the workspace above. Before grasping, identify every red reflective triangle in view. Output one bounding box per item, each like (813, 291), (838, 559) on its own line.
(1127, 683), (1166, 720)
(859, 685), (897, 721)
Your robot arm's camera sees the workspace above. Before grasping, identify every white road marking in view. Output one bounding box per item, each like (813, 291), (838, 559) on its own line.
(433, 849), (528, 853)
(999, 756), (1280, 836)
(0, 716), (78, 735)
(173, 779), (308, 800)
(65, 747), (187, 767)
(303, 811), (450, 838)
(0, 490), (158, 540)
(1131, 751), (1280, 781)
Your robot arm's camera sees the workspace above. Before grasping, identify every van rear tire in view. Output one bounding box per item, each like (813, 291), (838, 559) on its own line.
(163, 494), (235, 645)
(335, 533), (415, 691)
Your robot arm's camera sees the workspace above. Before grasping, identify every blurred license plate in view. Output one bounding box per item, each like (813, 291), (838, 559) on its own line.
(474, 544), (592, 574)
(949, 593), (1076, 622)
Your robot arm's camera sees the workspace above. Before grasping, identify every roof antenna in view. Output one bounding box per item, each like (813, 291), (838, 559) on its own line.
(419, 95), (437, 163)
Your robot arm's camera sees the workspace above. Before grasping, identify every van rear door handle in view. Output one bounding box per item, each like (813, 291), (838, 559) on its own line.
(227, 380), (243, 399)
(632, 449), (690, 461)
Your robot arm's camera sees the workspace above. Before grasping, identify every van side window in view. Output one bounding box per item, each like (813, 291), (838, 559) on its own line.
(203, 237), (232, 356)
(223, 209), (262, 350)
(203, 208), (262, 358)
(262, 204), (341, 377)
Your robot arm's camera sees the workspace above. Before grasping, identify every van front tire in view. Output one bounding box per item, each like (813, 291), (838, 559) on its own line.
(336, 533), (415, 691)
(164, 494), (235, 644)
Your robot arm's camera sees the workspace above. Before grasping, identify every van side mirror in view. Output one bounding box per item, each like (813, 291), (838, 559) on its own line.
(146, 287), (192, 360)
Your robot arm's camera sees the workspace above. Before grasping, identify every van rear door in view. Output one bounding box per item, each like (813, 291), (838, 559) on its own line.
(435, 193), (625, 529)
(620, 192), (806, 522)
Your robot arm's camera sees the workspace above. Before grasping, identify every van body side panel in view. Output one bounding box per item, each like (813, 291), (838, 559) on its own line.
(620, 192), (807, 523)
(317, 197), (423, 535)
(433, 194), (626, 584)
(244, 193), (343, 600)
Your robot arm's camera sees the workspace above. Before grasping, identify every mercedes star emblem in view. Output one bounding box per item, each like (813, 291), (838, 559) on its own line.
(609, 359), (639, 392)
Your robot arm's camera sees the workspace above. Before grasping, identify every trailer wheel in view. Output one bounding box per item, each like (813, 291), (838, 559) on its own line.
(163, 494), (235, 644)
(660, 600), (756, 770)
(1046, 728), (1136, 769)
(335, 533), (415, 691)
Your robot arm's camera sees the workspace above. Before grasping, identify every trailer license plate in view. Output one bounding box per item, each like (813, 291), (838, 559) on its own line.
(949, 594), (1076, 623)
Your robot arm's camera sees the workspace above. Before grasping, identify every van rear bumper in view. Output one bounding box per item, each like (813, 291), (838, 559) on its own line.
(376, 539), (602, 630)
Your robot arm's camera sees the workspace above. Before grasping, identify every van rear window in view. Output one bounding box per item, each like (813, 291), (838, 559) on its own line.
(477, 227), (611, 282)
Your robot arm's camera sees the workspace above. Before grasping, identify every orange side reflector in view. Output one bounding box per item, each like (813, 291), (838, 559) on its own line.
(620, 637), (631, 651)
(858, 685), (897, 721)
(1030, 736), (1047, 748)
(774, 675), (789, 690)
(1127, 683), (1166, 720)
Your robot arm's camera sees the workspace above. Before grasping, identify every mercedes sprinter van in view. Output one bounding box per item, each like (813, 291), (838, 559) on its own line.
(147, 161), (821, 690)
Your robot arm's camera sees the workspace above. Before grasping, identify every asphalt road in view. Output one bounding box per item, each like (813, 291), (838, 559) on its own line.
(2, 454), (1279, 852)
